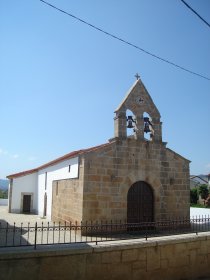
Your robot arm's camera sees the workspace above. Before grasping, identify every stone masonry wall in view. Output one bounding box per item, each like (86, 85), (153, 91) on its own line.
(52, 158), (85, 223)
(1, 233), (210, 280)
(82, 138), (190, 222)
(162, 148), (190, 219)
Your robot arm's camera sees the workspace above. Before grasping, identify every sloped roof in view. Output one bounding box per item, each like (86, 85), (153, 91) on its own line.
(190, 175), (208, 184)
(7, 142), (111, 179)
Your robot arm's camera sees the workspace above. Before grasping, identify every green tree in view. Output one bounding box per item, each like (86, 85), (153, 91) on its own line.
(0, 189), (8, 199)
(190, 188), (198, 204)
(198, 184), (209, 200)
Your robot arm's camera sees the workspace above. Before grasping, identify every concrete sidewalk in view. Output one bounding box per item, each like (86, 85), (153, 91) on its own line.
(0, 206), (50, 226)
(0, 206), (74, 247)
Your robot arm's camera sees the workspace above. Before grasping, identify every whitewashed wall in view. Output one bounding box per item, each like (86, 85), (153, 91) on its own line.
(10, 157), (79, 218)
(10, 173), (38, 213)
(37, 157), (79, 219)
(0, 199), (8, 206)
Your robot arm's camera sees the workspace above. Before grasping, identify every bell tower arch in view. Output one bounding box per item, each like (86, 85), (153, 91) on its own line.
(114, 75), (162, 142)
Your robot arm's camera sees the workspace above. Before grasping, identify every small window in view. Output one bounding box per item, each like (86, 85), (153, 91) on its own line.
(56, 181), (59, 196)
(68, 165), (71, 172)
(45, 172), (47, 190)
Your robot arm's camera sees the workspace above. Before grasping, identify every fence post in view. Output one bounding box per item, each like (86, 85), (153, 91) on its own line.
(34, 222), (37, 250)
(145, 225), (148, 241)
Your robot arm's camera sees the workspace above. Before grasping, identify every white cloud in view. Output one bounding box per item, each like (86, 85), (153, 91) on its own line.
(0, 148), (8, 155)
(0, 148), (20, 159)
(28, 156), (37, 161)
(12, 154), (19, 159)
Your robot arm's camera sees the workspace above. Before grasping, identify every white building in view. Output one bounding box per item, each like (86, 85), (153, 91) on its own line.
(7, 150), (81, 219)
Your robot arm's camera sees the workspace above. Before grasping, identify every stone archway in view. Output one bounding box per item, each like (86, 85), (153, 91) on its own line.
(127, 181), (154, 223)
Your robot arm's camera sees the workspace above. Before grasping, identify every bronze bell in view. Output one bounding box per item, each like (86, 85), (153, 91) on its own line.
(127, 116), (134, 128)
(144, 123), (151, 133)
(144, 117), (151, 133)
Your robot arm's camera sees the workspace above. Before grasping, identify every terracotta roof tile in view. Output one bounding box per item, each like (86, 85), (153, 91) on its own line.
(7, 142), (111, 179)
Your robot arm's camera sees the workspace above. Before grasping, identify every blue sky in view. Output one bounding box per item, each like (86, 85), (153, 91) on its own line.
(0, 0), (210, 179)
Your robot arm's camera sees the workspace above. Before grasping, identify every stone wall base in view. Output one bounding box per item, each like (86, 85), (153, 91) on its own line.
(1, 233), (210, 280)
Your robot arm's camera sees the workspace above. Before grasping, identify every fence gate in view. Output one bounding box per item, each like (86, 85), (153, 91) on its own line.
(127, 181), (153, 223)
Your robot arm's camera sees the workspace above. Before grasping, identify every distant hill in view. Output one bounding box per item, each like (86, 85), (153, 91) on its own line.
(0, 179), (9, 190)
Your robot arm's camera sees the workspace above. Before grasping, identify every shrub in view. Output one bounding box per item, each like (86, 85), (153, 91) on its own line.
(0, 189), (8, 199)
(190, 188), (198, 204)
(198, 184), (209, 200)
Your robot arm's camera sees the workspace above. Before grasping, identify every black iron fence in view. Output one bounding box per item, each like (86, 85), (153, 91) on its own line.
(0, 216), (210, 250)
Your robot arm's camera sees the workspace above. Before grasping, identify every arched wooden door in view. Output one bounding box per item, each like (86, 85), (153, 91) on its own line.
(127, 181), (154, 223)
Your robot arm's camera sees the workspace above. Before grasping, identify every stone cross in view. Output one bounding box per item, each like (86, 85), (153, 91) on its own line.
(135, 73), (140, 80)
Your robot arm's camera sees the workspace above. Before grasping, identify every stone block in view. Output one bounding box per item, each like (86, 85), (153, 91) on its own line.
(86, 253), (101, 264)
(97, 195), (111, 202)
(84, 194), (97, 200)
(138, 249), (146, 261)
(96, 168), (106, 175)
(133, 270), (154, 280)
(111, 209), (123, 215)
(198, 240), (208, 255)
(40, 255), (86, 280)
(101, 251), (121, 264)
(88, 175), (101, 181)
(161, 258), (168, 269)
(168, 254), (190, 268)
(107, 262), (132, 280)
(146, 246), (160, 271)
(132, 260), (146, 270)
(109, 202), (122, 208)
(189, 249), (197, 265)
(122, 249), (138, 262)
(174, 243), (187, 254)
(86, 263), (109, 280)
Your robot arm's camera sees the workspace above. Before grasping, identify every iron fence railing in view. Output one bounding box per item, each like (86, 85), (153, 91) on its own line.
(0, 216), (210, 250)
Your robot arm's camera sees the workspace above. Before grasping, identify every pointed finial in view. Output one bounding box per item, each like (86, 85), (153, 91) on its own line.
(135, 73), (140, 80)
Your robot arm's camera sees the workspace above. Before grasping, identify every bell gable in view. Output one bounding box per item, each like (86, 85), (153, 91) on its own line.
(114, 77), (162, 142)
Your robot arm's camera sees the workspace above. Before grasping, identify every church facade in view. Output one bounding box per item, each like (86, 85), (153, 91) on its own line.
(7, 78), (190, 223)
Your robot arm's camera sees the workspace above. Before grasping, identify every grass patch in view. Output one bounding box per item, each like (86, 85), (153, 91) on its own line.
(190, 203), (210, 208)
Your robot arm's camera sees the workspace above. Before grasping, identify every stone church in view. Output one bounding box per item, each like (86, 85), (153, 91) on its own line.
(52, 77), (190, 223)
(8, 77), (190, 223)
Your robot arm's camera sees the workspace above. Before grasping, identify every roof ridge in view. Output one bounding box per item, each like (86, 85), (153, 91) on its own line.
(7, 142), (112, 179)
